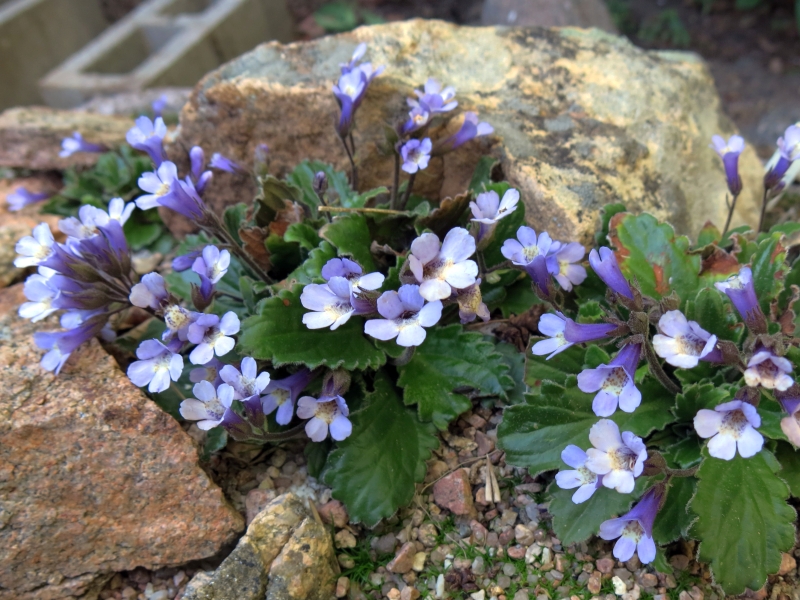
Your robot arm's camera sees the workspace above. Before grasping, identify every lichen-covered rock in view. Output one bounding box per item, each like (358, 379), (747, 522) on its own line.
(0, 285), (244, 600)
(174, 19), (762, 243)
(0, 107), (131, 170)
(182, 493), (338, 600)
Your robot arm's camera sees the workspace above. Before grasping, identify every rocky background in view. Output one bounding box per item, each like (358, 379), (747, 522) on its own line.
(1, 14), (799, 600)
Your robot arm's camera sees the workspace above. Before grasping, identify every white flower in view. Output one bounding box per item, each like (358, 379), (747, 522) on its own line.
(744, 349), (793, 391)
(18, 270), (60, 322)
(220, 357), (271, 400)
(14, 223), (55, 268)
(179, 381), (234, 430)
(694, 400), (763, 460)
(652, 310), (718, 368)
(470, 189), (520, 224)
(555, 445), (601, 503)
(585, 419), (647, 494)
(408, 228), (478, 301)
(301, 277), (354, 330)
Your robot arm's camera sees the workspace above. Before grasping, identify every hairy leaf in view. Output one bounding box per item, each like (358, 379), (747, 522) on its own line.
(321, 213), (377, 272)
(749, 232), (787, 315)
(525, 343), (587, 386)
(673, 383), (734, 423)
(774, 441), (800, 497)
(652, 476), (696, 544)
(609, 212), (701, 306)
(323, 374), (438, 526)
(397, 325), (513, 429)
(493, 340), (527, 405)
(239, 285), (385, 370)
(690, 449), (795, 595)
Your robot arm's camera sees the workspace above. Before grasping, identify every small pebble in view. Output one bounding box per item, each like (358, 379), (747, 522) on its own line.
(335, 576), (350, 598)
(612, 576), (627, 595)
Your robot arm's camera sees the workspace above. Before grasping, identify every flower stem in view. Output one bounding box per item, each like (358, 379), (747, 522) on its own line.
(643, 338), (680, 395)
(390, 153), (401, 210)
(399, 173), (416, 211)
(757, 187), (769, 233)
(204, 214), (273, 284)
(319, 206), (411, 215)
(341, 135), (358, 190)
(721, 192), (740, 239)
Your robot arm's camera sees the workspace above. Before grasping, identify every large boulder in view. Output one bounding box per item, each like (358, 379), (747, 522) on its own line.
(0, 285), (244, 600)
(182, 493), (338, 600)
(173, 19), (762, 243)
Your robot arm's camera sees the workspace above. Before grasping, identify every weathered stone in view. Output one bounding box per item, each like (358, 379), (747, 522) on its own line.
(596, 557), (615, 574)
(387, 542), (417, 574)
(174, 20), (762, 243)
(0, 107), (132, 170)
(0, 285), (243, 600)
(481, 0), (617, 33)
(245, 487), (279, 524)
(779, 552), (797, 576)
(318, 498), (349, 528)
(182, 493), (337, 600)
(433, 468), (475, 515)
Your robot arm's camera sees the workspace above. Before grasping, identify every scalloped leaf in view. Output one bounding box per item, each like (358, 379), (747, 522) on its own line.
(320, 213), (377, 272)
(238, 285), (385, 370)
(689, 449), (795, 595)
(652, 476), (696, 544)
(323, 373), (438, 527)
(396, 325), (514, 430)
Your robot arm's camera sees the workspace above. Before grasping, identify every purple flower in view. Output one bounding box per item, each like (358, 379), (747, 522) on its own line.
(333, 70), (366, 138)
(220, 356), (271, 400)
(209, 152), (245, 174)
(128, 273), (168, 310)
(364, 284), (442, 347)
(340, 42), (367, 74)
(744, 348), (793, 391)
(190, 357), (224, 387)
(126, 116), (167, 166)
(456, 280), (490, 324)
(599, 487), (660, 564)
(161, 305), (197, 345)
(152, 94), (168, 118)
(710, 134), (745, 196)
(179, 381), (234, 430)
(694, 399), (763, 460)
(470, 189), (520, 225)
(409, 78), (457, 115)
(531, 312), (617, 359)
(126, 339), (184, 393)
(437, 112), (493, 152)
(296, 394), (352, 442)
(59, 132), (105, 157)
(19, 269), (61, 322)
(59, 199), (134, 242)
(7, 187), (50, 211)
(766, 124), (800, 189)
(408, 228), (478, 301)
(192, 245), (230, 284)
(555, 445), (602, 504)
(578, 343), (642, 417)
(164, 179), (206, 220)
(778, 386), (800, 447)
(400, 138), (432, 174)
(321, 257), (384, 292)
(301, 277), (355, 330)
(14, 223), (55, 268)
(546, 242), (586, 292)
(501, 226), (553, 266)
(653, 310), (720, 368)
(714, 267), (765, 331)
(261, 369), (312, 426)
(136, 161), (181, 210)
(173, 250), (201, 272)
(585, 419), (647, 494)
(34, 316), (106, 374)
(187, 312), (239, 365)
(588, 247), (634, 300)
(190, 146), (205, 179)
(402, 105), (432, 135)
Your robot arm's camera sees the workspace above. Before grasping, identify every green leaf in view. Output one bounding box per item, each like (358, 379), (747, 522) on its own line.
(323, 374), (439, 526)
(285, 241), (337, 285)
(493, 341), (527, 404)
(610, 212), (700, 306)
(525, 343), (586, 387)
(583, 346), (612, 369)
(123, 220), (162, 250)
(468, 156), (500, 193)
(673, 382), (734, 423)
(758, 397), (788, 441)
(201, 428), (228, 461)
(749, 232), (787, 315)
(288, 160), (356, 210)
(396, 325), (513, 429)
(305, 438), (332, 479)
(314, 0), (359, 32)
(354, 186), (389, 208)
(254, 175), (303, 225)
(690, 287), (742, 341)
(696, 223), (721, 247)
(284, 222), (321, 251)
(499, 376), (674, 474)
(652, 476), (696, 544)
(239, 285), (386, 370)
(223, 203), (249, 246)
(663, 436), (703, 468)
(577, 300), (603, 324)
(596, 203), (627, 247)
(500, 277), (540, 318)
(320, 213), (377, 272)
(690, 449), (795, 595)
(265, 233), (302, 277)
(549, 482), (644, 545)
(774, 441), (800, 497)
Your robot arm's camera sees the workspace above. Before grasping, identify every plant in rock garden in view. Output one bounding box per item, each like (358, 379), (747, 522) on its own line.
(11, 42), (800, 595)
